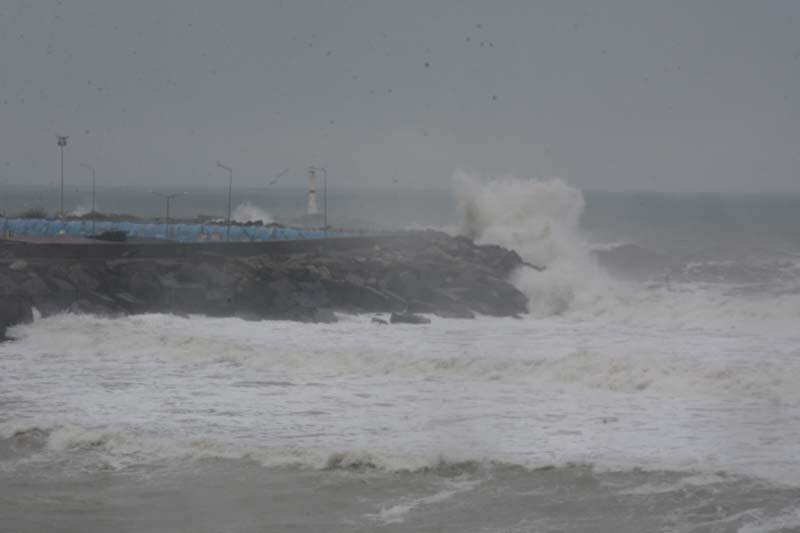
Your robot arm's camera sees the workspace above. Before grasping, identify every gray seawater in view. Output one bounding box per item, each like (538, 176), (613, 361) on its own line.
(2, 184), (800, 532)
(3, 459), (800, 533)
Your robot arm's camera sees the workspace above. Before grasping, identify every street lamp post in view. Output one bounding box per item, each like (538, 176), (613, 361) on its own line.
(80, 162), (97, 234)
(57, 136), (68, 217)
(217, 161), (233, 241)
(151, 192), (185, 240)
(320, 167), (328, 230)
(311, 166), (329, 234)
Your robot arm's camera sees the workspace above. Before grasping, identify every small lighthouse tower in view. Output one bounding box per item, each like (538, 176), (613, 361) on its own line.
(307, 167), (319, 216)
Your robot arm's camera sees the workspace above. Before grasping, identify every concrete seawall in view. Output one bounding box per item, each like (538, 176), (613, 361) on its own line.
(0, 217), (338, 243)
(0, 235), (404, 261)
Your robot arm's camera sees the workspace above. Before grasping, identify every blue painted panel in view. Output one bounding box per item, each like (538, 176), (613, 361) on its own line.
(0, 218), (351, 242)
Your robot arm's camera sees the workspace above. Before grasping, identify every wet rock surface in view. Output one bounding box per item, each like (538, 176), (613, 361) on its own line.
(0, 292), (33, 340)
(0, 231), (532, 331)
(390, 312), (432, 325)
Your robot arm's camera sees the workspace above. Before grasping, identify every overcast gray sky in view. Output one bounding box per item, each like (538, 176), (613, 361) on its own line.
(1, 0), (798, 192)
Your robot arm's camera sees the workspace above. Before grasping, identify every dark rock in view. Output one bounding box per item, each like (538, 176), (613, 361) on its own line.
(323, 280), (405, 312)
(371, 317), (388, 325)
(20, 274), (47, 298)
(406, 299), (437, 314)
(159, 272), (192, 289)
(0, 293), (33, 339)
(457, 282), (528, 317)
(390, 312), (431, 325)
(234, 311), (264, 322)
(345, 273), (367, 286)
(128, 268), (162, 295)
(522, 261), (545, 272)
(286, 305), (336, 324)
(0, 272), (18, 295)
(428, 289), (476, 319)
(494, 249), (525, 275)
(50, 277), (75, 293)
(67, 299), (112, 316)
(32, 301), (61, 318)
(0, 230), (531, 323)
(205, 287), (236, 306)
(67, 264), (100, 292)
(89, 230), (127, 242)
(112, 292), (143, 305)
(286, 265), (317, 282)
(312, 307), (337, 323)
(181, 263), (238, 288)
(434, 307), (475, 319)
(385, 269), (430, 300)
(452, 263), (487, 286)
(9, 260), (28, 272)
(267, 279), (328, 312)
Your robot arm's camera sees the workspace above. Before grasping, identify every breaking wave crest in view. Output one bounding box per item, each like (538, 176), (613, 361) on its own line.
(0, 421), (521, 473)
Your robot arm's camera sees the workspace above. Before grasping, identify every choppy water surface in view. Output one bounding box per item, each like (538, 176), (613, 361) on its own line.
(2, 181), (800, 532)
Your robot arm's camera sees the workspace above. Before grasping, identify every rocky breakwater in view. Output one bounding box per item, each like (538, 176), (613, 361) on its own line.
(0, 231), (534, 335)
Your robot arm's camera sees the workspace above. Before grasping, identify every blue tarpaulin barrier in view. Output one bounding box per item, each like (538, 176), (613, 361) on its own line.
(0, 218), (343, 242)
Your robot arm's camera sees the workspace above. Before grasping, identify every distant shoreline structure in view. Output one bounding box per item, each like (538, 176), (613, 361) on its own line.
(0, 216), (360, 243)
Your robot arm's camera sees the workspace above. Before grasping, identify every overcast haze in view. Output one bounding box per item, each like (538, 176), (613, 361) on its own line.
(0, 0), (798, 192)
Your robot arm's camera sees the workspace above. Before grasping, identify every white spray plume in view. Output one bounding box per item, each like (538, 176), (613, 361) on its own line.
(454, 171), (611, 316)
(69, 201), (98, 217)
(231, 202), (274, 224)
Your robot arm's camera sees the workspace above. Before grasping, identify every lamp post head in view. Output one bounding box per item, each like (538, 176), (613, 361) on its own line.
(57, 136), (68, 147)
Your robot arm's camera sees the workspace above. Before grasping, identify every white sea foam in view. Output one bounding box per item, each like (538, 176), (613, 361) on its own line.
(616, 473), (731, 496)
(370, 478), (482, 524)
(738, 506), (800, 533)
(7, 313), (800, 403)
(0, 420), (491, 473)
(3, 311), (800, 485)
(0, 420), (327, 470)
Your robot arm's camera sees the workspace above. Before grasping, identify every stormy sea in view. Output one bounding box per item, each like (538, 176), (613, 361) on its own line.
(2, 176), (800, 532)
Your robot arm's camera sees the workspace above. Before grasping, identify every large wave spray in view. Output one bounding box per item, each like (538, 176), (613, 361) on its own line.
(455, 171), (611, 316)
(453, 172), (800, 323)
(69, 199), (99, 217)
(231, 202), (274, 224)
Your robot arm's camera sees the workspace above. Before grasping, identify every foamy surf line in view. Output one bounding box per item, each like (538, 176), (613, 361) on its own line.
(6, 313), (800, 403)
(4, 309), (800, 486)
(367, 478), (483, 525)
(0, 420), (791, 486)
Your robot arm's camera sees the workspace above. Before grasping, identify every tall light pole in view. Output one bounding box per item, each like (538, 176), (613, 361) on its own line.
(321, 167), (328, 230)
(57, 136), (68, 217)
(151, 192), (185, 240)
(311, 166), (328, 232)
(80, 162), (97, 234)
(217, 161), (233, 241)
